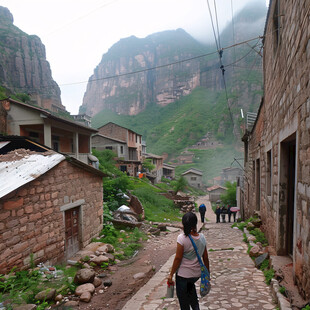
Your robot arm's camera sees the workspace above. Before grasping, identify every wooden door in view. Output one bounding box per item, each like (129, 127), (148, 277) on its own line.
(65, 207), (80, 258)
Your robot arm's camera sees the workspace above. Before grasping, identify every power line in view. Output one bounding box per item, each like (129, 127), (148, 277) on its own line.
(206, 0), (219, 51)
(206, 0), (235, 136)
(213, 0), (222, 50)
(46, 0), (120, 37)
(10, 35), (264, 91)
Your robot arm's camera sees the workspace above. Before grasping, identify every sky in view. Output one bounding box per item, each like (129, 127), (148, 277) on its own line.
(0, 0), (269, 114)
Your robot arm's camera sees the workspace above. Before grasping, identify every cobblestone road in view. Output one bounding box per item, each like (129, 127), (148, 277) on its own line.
(122, 198), (277, 310)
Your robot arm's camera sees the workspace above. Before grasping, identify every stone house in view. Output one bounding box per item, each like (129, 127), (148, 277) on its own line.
(0, 98), (98, 165)
(0, 136), (105, 273)
(142, 152), (164, 184)
(207, 185), (227, 203)
(163, 163), (176, 179)
(241, 0), (310, 299)
(177, 151), (194, 164)
(181, 168), (203, 189)
(93, 122), (142, 176)
(220, 167), (243, 185)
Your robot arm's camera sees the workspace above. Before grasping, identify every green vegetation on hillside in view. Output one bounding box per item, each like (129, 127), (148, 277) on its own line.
(174, 146), (242, 184)
(92, 87), (235, 154)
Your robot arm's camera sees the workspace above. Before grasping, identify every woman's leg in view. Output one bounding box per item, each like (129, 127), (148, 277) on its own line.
(176, 275), (200, 310)
(187, 277), (200, 310)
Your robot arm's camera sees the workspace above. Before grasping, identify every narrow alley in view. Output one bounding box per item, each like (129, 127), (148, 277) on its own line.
(122, 198), (277, 310)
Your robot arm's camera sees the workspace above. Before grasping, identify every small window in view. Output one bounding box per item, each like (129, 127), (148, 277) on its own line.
(273, 0), (281, 53)
(191, 177), (197, 181)
(105, 146), (112, 150)
(120, 146), (124, 154)
(266, 150), (272, 196)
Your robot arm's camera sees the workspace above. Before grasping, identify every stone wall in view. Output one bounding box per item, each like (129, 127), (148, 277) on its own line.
(0, 160), (103, 273)
(243, 0), (310, 299)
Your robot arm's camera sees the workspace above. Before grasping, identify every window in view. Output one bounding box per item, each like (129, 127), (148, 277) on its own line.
(273, 0), (281, 53)
(191, 177), (197, 181)
(266, 150), (272, 196)
(120, 146), (124, 154)
(52, 135), (59, 152)
(105, 146), (112, 150)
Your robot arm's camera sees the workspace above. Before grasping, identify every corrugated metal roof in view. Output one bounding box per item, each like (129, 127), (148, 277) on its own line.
(0, 152), (65, 199)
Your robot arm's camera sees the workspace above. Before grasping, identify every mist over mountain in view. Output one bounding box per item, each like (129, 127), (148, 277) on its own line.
(80, 0), (267, 121)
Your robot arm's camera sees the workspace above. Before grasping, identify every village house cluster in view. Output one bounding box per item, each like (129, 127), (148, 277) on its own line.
(0, 98), (178, 273)
(240, 0), (310, 300)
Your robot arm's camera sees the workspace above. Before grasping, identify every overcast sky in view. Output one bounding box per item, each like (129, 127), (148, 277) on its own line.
(0, 0), (269, 114)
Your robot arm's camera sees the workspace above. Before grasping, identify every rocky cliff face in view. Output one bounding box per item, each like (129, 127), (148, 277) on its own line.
(81, 29), (206, 116)
(0, 6), (64, 112)
(80, 1), (267, 117)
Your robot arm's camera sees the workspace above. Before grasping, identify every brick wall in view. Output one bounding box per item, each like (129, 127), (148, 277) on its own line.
(0, 160), (103, 273)
(243, 0), (310, 299)
(98, 123), (127, 142)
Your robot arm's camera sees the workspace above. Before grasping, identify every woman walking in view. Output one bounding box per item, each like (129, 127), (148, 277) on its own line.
(167, 212), (210, 310)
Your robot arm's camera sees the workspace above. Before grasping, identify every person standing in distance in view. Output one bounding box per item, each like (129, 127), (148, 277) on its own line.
(167, 212), (210, 310)
(198, 203), (207, 223)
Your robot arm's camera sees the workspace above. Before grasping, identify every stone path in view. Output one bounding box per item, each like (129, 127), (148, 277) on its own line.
(122, 198), (277, 310)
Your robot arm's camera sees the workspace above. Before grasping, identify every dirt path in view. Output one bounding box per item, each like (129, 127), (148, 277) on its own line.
(68, 195), (211, 310)
(73, 225), (181, 310)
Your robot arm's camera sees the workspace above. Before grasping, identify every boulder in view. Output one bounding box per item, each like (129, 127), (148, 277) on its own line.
(90, 255), (109, 265)
(249, 244), (264, 258)
(133, 272), (147, 280)
(93, 277), (102, 288)
(75, 283), (95, 296)
(12, 305), (36, 310)
(35, 288), (56, 301)
(80, 291), (92, 303)
(104, 253), (115, 262)
(96, 244), (114, 254)
(103, 279), (112, 287)
(64, 300), (79, 307)
(74, 268), (95, 284)
(157, 223), (167, 231)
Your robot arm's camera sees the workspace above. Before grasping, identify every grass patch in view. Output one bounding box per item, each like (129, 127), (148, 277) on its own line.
(93, 225), (148, 260)
(132, 187), (182, 222)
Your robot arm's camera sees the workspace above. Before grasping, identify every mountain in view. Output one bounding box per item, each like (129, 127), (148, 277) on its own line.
(80, 28), (209, 116)
(0, 6), (64, 112)
(80, 0), (267, 119)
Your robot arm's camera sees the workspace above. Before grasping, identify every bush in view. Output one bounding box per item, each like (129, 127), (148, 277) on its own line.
(249, 228), (268, 247)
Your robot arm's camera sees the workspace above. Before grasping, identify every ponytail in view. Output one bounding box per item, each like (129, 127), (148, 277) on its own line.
(182, 212), (197, 236)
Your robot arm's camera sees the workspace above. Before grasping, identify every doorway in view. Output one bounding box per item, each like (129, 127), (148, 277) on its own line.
(65, 207), (80, 258)
(278, 135), (296, 256)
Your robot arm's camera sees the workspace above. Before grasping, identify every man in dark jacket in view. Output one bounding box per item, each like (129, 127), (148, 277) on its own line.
(215, 205), (221, 223)
(198, 203), (207, 223)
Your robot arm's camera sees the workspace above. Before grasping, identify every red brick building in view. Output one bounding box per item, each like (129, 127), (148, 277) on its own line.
(0, 137), (105, 273)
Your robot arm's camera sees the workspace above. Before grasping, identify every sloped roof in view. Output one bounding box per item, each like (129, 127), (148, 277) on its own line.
(97, 122), (142, 136)
(0, 149), (65, 198)
(207, 185), (227, 192)
(92, 133), (126, 144)
(181, 168), (203, 176)
(2, 98), (97, 133)
(143, 152), (163, 159)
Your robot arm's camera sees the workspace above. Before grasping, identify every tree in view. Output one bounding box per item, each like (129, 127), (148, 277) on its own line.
(171, 176), (188, 194)
(142, 158), (155, 172)
(220, 181), (237, 205)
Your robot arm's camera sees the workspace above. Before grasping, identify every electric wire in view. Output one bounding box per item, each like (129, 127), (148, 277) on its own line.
(11, 35), (264, 91)
(206, 0), (235, 136)
(213, 0), (221, 50)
